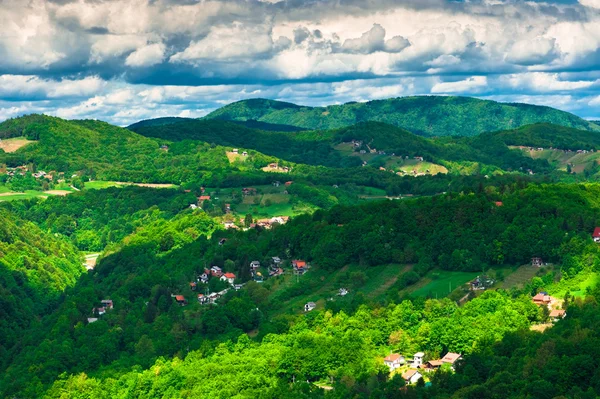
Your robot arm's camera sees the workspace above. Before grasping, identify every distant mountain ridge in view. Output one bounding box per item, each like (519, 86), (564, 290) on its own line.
(203, 96), (600, 137)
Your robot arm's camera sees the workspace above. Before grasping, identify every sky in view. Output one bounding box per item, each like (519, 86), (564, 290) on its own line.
(1, 0), (600, 126)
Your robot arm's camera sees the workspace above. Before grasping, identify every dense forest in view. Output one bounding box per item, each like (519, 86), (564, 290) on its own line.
(2, 182), (600, 397)
(204, 97), (600, 136)
(3, 98), (600, 398)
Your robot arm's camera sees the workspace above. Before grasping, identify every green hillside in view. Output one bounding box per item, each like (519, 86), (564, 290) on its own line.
(0, 208), (83, 360)
(486, 122), (600, 150)
(126, 117), (194, 130)
(133, 118), (554, 175)
(204, 96), (599, 137)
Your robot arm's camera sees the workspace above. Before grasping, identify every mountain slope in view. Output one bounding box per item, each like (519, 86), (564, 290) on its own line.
(0, 208), (83, 361)
(485, 123), (600, 150)
(204, 96), (599, 137)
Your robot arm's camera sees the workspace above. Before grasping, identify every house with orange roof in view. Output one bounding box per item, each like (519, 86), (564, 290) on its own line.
(221, 272), (236, 285)
(383, 353), (405, 371)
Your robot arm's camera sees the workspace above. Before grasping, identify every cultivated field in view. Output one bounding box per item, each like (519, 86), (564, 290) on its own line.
(407, 270), (480, 298)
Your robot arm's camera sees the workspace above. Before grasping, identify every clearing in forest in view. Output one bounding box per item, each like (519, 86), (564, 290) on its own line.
(0, 137), (35, 153)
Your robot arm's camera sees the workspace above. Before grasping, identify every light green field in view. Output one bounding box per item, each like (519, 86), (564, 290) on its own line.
(408, 270), (479, 298)
(0, 190), (49, 201)
(0, 185), (11, 194)
(84, 181), (123, 190)
(270, 263), (410, 315)
(548, 272), (599, 298)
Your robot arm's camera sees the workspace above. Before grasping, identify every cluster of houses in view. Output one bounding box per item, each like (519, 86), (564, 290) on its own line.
(231, 148), (248, 156)
(2, 166), (58, 181)
(87, 299), (113, 323)
(516, 145), (596, 155)
(383, 351), (462, 385)
(266, 163), (290, 172)
(469, 275), (495, 291)
(532, 291), (566, 322)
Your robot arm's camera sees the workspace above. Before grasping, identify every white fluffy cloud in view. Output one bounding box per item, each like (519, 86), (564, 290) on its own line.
(1, 0), (600, 122)
(125, 43), (166, 67)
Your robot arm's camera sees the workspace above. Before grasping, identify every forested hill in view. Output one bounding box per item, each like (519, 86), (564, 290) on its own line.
(204, 96), (600, 137)
(485, 122), (600, 150)
(132, 118), (553, 174)
(0, 208), (83, 362)
(126, 116), (194, 130)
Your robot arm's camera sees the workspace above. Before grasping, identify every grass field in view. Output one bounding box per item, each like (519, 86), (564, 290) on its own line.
(548, 271), (599, 298)
(84, 181), (123, 190)
(408, 270), (479, 298)
(0, 137), (35, 153)
(0, 190), (50, 201)
(84, 181), (178, 190)
(269, 263), (411, 315)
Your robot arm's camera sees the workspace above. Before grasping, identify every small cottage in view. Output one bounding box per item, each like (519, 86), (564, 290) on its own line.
(402, 369), (422, 385)
(304, 302), (316, 312)
(383, 353), (404, 371)
(593, 227), (600, 243)
(221, 272), (236, 285)
(412, 352), (425, 367)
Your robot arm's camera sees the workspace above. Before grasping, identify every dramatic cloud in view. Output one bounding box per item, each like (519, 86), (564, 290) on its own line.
(1, 0), (600, 124)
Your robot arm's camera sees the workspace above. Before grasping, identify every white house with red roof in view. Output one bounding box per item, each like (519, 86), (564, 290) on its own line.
(221, 272), (236, 285)
(441, 352), (461, 369)
(593, 227), (600, 243)
(383, 353), (405, 371)
(402, 369), (422, 385)
(293, 260), (307, 274)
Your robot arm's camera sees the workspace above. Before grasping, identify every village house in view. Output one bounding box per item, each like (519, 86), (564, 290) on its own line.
(219, 238), (228, 246)
(234, 284), (244, 290)
(272, 256), (282, 266)
(101, 299), (113, 310)
(550, 309), (566, 322)
(221, 272), (236, 285)
(293, 260), (307, 275)
(87, 318), (98, 324)
(383, 353), (405, 371)
(199, 272), (209, 283)
(285, 181), (293, 186)
(470, 275), (495, 291)
(198, 195), (211, 205)
(531, 257), (544, 267)
(197, 294), (209, 305)
(250, 261), (261, 270)
(441, 352), (461, 369)
(210, 266), (223, 277)
(402, 369), (422, 385)
(270, 216), (289, 225)
(174, 295), (187, 306)
(242, 151), (248, 156)
(208, 292), (219, 304)
(254, 271), (264, 282)
(160, 145), (169, 151)
(223, 221), (237, 229)
(304, 302), (316, 312)
(232, 148), (239, 154)
(421, 359), (443, 372)
(242, 187), (257, 195)
(414, 156), (424, 162)
(593, 227), (600, 243)
(339, 288), (349, 296)
(532, 292), (552, 307)
(412, 352), (425, 367)
(189, 282), (197, 291)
